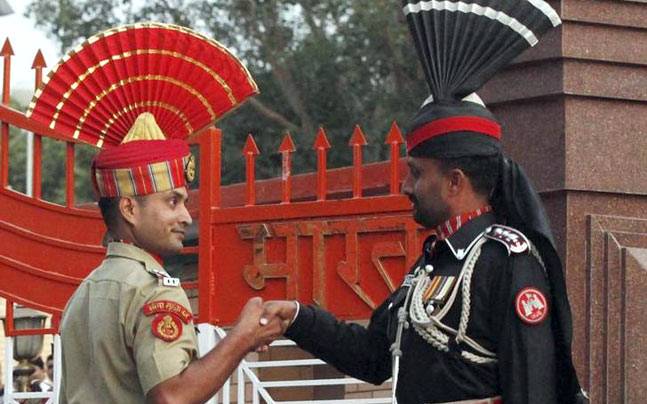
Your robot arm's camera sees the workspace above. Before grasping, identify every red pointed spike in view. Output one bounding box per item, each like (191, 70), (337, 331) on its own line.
(31, 50), (47, 69)
(1, 38), (14, 56)
(385, 121), (404, 144)
(243, 134), (260, 155)
(279, 132), (296, 153)
(313, 127), (331, 149)
(349, 125), (368, 146)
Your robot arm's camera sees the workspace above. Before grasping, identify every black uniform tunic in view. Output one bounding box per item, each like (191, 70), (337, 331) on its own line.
(286, 213), (558, 403)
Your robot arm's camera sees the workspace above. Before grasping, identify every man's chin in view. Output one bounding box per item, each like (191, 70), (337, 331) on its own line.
(159, 242), (184, 257)
(412, 211), (435, 229)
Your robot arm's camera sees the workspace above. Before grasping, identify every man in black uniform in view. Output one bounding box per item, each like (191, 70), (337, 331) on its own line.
(263, 1), (585, 403)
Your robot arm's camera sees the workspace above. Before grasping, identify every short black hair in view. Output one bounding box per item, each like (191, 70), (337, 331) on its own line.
(98, 197), (122, 230)
(437, 155), (500, 198)
(98, 196), (147, 230)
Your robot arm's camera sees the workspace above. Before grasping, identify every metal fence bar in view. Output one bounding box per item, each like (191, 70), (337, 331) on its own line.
(268, 339), (297, 347)
(277, 399), (391, 404)
(237, 366), (245, 403)
(212, 325), (276, 404)
(245, 358), (324, 368)
(203, 324), (394, 403)
(10, 391), (54, 399)
(3, 336), (14, 403)
(260, 378), (369, 388)
(197, 323), (220, 404)
(52, 334), (62, 404)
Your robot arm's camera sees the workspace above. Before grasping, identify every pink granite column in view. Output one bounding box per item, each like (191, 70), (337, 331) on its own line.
(480, 1), (647, 402)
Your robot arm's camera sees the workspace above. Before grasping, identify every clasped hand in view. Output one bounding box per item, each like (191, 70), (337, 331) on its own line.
(230, 298), (298, 353)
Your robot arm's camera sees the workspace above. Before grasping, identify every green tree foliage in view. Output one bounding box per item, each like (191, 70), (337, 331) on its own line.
(8, 111), (97, 204)
(26, 0), (427, 184)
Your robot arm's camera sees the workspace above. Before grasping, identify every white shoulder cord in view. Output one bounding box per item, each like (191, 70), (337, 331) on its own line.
(390, 273), (417, 404)
(456, 238), (497, 362)
(411, 235), (497, 364)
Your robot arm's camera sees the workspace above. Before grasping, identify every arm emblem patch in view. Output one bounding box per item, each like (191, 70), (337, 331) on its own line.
(151, 313), (182, 342)
(515, 287), (548, 325)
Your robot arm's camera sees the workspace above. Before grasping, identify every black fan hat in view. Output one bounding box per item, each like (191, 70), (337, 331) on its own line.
(402, 0), (561, 157)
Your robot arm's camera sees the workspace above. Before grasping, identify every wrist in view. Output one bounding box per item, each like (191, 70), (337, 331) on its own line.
(289, 301), (300, 326)
(228, 325), (256, 352)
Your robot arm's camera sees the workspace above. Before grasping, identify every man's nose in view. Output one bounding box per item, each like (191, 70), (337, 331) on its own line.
(402, 174), (413, 197)
(180, 204), (193, 226)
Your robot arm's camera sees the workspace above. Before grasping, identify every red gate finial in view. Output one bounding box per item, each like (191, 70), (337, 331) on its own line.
(243, 134), (260, 206)
(31, 50), (47, 199)
(385, 121), (404, 195)
(313, 127), (331, 201)
(278, 132), (296, 204)
(349, 125), (368, 198)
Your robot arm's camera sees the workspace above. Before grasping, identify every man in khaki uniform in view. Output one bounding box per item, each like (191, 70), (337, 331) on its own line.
(31, 24), (284, 403)
(58, 111), (283, 403)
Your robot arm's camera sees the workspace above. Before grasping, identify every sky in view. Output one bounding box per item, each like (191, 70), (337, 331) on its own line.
(0, 0), (61, 98)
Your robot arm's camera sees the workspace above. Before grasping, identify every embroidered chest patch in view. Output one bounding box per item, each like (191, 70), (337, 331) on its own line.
(143, 300), (192, 342)
(515, 287), (548, 325)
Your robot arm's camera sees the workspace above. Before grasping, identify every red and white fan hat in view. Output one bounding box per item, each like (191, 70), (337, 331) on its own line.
(26, 22), (258, 198)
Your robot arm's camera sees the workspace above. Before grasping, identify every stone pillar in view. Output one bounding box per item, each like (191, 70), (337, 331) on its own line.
(480, 1), (647, 402)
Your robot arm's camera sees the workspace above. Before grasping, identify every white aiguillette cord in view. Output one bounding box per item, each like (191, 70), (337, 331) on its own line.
(389, 271), (419, 403)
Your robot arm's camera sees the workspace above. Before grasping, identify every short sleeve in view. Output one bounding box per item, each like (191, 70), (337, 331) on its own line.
(129, 286), (197, 394)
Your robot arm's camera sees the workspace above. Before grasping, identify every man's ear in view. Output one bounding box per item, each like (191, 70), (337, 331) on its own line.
(119, 196), (138, 226)
(446, 168), (468, 196)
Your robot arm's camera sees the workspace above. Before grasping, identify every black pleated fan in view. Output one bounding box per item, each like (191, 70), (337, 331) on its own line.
(402, 0), (561, 102)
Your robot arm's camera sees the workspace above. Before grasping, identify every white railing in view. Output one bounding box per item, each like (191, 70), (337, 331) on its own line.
(197, 324), (392, 404)
(3, 323), (390, 403)
(2, 334), (61, 404)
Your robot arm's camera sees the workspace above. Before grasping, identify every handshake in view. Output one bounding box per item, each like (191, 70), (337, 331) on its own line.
(228, 298), (299, 353)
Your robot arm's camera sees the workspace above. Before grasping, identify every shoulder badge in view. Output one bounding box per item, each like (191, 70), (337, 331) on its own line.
(484, 225), (529, 255)
(151, 314), (182, 342)
(515, 287), (549, 325)
(143, 300), (193, 342)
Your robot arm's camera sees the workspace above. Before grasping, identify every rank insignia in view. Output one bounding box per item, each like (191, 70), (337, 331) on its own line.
(515, 287), (548, 325)
(485, 225), (529, 254)
(151, 313), (182, 342)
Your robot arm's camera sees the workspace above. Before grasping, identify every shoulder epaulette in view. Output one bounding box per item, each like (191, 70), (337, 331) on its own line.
(484, 225), (530, 255)
(147, 268), (181, 287)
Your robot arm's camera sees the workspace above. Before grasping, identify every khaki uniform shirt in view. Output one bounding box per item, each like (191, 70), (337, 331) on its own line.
(59, 242), (197, 404)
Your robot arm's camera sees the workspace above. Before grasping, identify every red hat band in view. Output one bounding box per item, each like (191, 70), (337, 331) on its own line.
(406, 116), (501, 153)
